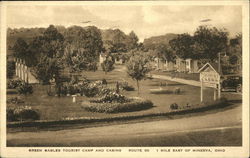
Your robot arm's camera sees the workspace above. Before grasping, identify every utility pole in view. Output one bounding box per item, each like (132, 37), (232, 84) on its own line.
(218, 52), (221, 74)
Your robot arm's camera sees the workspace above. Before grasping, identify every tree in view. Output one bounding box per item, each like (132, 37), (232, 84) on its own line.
(42, 25), (64, 58)
(153, 44), (175, 68)
(13, 38), (28, 59)
(169, 33), (194, 59)
(193, 26), (229, 61)
(126, 31), (139, 50)
(126, 52), (151, 94)
(63, 26), (103, 72)
(34, 55), (61, 84)
(101, 55), (115, 74)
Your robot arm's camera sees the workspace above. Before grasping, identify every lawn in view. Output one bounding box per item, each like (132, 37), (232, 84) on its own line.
(152, 70), (200, 81)
(7, 65), (232, 121)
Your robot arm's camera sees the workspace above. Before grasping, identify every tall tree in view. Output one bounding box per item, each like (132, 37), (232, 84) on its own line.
(169, 33), (194, 59)
(34, 55), (62, 84)
(126, 31), (139, 50)
(13, 38), (28, 59)
(42, 25), (64, 58)
(63, 26), (103, 72)
(193, 26), (229, 61)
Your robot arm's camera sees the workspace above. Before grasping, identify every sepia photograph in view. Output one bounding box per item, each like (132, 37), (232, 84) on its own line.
(0, 1), (249, 158)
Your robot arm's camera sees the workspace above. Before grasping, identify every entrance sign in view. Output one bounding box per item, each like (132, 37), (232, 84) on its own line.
(198, 63), (221, 102)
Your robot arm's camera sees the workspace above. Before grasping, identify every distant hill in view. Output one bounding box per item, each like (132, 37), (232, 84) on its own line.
(143, 33), (178, 49)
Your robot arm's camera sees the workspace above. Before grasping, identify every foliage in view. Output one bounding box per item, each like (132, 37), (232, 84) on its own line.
(169, 33), (195, 59)
(170, 103), (179, 110)
(34, 55), (62, 84)
(126, 52), (151, 93)
(7, 79), (22, 89)
(193, 26), (229, 61)
(23, 25), (64, 67)
(126, 31), (139, 50)
(16, 82), (33, 95)
(91, 92), (128, 103)
(63, 26), (102, 72)
(7, 106), (40, 122)
(119, 81), (135, 91)
(7, 61), (15, 79)
(13, 38), (28, 59)
(229, 55), (238, 65)
(101, 55), (115, 74)
(83, 97), (153, 113)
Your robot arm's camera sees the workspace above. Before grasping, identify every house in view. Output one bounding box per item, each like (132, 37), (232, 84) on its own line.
(164, 60), (175, 71)
(175, 57), (199, 73)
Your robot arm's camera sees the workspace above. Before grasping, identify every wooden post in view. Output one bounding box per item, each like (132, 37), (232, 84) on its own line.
(200, 80), (203, 102)
(213, 88), (217, 101)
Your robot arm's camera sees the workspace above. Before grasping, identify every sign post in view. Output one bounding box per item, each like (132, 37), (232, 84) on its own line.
(200, 80), (203, 102)
(199, 63), (221, 103)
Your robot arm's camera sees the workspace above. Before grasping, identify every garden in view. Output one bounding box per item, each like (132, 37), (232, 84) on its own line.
(7, 65), (221, 122)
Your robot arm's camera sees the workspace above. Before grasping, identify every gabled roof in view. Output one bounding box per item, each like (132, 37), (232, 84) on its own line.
(198, 62), (221, 74)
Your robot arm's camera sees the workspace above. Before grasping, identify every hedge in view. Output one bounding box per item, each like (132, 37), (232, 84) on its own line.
(82, 97), (153, 113)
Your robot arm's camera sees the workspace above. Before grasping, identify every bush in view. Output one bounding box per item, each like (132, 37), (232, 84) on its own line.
(82, 97), (153, 113)
(7, 106), (40, 122)
(119, 82), (135, 91)
(170, 103), (179, 110)
(16, 82), (33, 95)
(7, 79), (22, 89)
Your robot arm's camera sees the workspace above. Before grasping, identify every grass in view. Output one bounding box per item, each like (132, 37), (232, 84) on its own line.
(153, 70), (200, 81)
(7, 65), (240, 121)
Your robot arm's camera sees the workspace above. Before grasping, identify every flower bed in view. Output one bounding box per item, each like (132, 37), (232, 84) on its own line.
(82, 97), (153, 113)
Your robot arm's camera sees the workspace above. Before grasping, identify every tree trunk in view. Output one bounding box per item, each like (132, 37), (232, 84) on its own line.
(136, 80), (139, 95)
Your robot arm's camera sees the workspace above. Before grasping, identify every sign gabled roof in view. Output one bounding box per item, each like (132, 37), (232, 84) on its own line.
(198, 62), (220, 74)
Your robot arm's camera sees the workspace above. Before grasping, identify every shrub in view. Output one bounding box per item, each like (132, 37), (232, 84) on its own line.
(170, 103), (179, 110)
(7, 109), (17, 122)
(102, 79), (107, 85)
(83, 97), (153, 113)
(16, 82), (33, 95)
(98, 87), (114, 97)
(7, 106), (40, 122)
(119, 82), (135, 91)
(7, 79), (22, 89)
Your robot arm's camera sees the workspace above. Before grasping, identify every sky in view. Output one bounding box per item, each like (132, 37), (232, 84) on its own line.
(6, 5), (242, 41)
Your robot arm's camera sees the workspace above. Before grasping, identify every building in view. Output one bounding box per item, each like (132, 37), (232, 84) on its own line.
(175, 57), (199, 73)
(14, 58), (39, 84)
